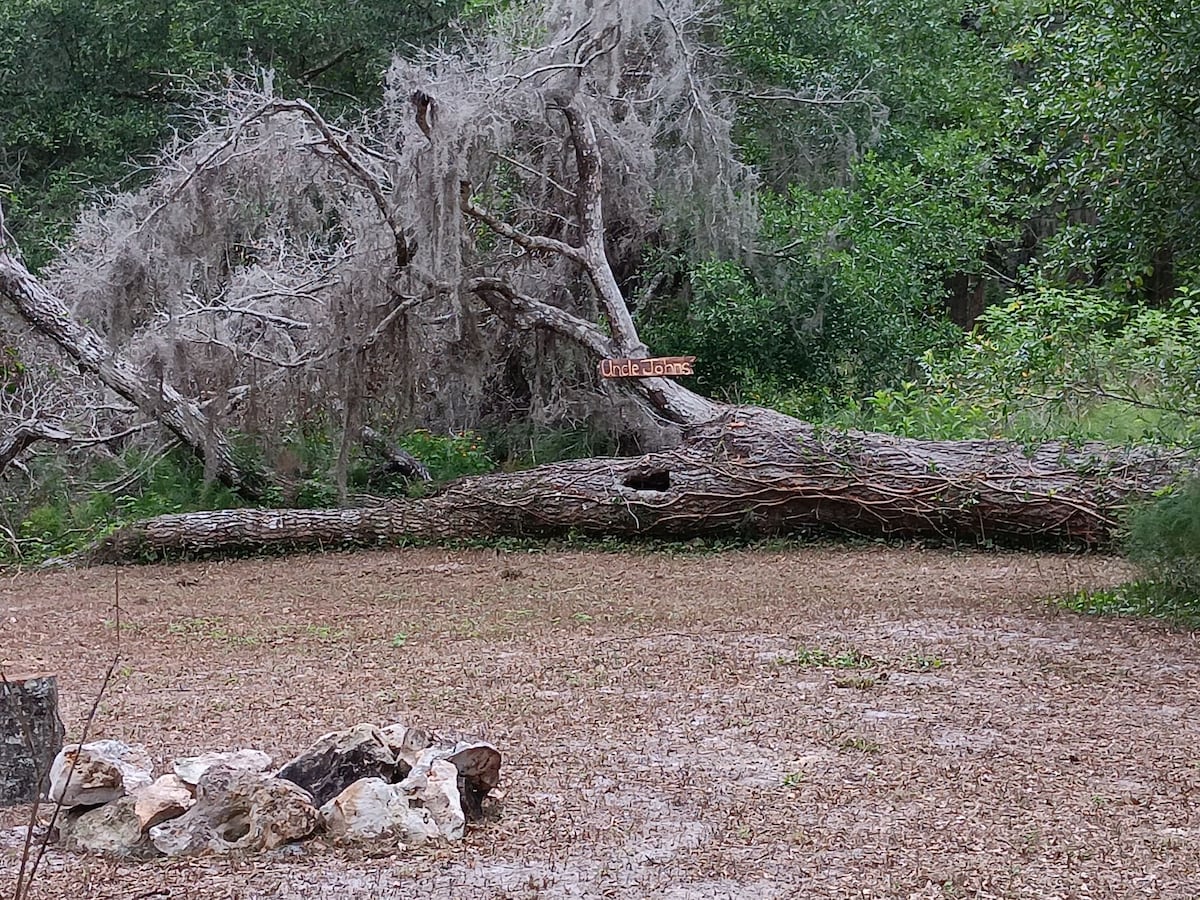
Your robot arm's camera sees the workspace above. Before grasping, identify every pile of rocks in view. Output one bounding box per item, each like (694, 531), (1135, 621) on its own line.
(45, 723), (501, 859)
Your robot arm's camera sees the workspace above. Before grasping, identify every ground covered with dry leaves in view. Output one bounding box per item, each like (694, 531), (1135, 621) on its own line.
(1, 546), (1198, 899)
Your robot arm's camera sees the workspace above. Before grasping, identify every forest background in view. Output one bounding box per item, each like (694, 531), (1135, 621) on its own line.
(1, 0), (1197, 617)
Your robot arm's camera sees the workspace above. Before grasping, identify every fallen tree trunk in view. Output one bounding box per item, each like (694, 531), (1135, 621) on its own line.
(78, 407), (1197, 563)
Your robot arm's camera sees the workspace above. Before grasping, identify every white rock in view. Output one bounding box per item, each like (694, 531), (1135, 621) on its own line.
(48, 740), (153, 808)
(379, 723), (432, 771)
(149, 767), (320, 856)
(133, 774), (194, 830)
(398, 751), (465, 841)
(173, 749), (273, 787)
(60, 796), (159, 859)
(319, 777), (439, 845)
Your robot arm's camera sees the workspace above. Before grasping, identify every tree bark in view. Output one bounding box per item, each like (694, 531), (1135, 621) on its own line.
(0, 241), (262, 498)
(360, 426), (432, 482)
(1, 673), (66, 806)
(0, 420), (71, 474)
(78, 406), (1197, 563)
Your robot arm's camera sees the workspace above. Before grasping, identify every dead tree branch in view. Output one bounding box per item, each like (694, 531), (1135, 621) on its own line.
(0, 420), (71, 474)
(0, 209), (261, 497)
(360, 426), (432, 482)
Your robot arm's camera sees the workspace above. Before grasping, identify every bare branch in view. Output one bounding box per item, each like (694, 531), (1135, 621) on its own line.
(263, 98), (412, 268)
(0, 419), (71, 474)
(466, 276), (617, 359)
(460, 184), (586, 263)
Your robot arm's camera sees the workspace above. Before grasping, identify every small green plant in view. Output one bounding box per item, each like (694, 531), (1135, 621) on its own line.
(781, 771), (805, 788)
(304, 624), (347, 642)
(834, 673), (880, 690)
(167, 616), (259, 645)
(783, 646), (877, 669)
(839, 736), (881, 753)
(1057, 583), (1200, 630)
(905, 653), (947, 671)
(787, 646), (833, 667)
(1056, 478), (1200, 628)
(1125, 478), (1200, 606)
(390, 632), (409, 648)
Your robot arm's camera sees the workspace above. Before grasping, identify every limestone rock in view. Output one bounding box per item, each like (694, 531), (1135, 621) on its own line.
(60, 796), (159, 859)
(49, 740), (153, 808)
(379, 723), (432, 773)
(277, 724), (395, 806)
(149, 767), (320, 856)
(319, 777), (439, 845)
(173, 749), (273, 787)
(398, 752), (464, 841)
(133, 774), (193, 830)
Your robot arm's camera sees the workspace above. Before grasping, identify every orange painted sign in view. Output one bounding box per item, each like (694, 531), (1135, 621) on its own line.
(598, 356), (696, 378)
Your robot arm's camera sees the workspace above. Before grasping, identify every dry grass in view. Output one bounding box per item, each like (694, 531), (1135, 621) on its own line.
(1, 546), (1197, 899)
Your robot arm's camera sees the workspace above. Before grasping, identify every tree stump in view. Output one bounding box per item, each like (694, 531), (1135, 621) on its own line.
(0, 674), (66, 805)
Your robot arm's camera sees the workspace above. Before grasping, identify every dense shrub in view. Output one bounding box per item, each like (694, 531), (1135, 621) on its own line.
(1126, 479), (1200, 606)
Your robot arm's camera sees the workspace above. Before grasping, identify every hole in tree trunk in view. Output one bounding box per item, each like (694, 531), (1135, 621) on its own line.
(623, 470), (670, 492)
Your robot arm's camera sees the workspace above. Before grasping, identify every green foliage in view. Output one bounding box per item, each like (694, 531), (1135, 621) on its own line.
(1058, 581), (1200, 630)
(1006, 0), (1200, 297)
(838, 284), (1200, 444)
(724, 0), (1020, 182)
(782, 646), (877, 669)
(397, 430), (494, 484)
(642, 258), (839, 397)
(4, 447), (242, 562)
(488, 423), (616, 472)
(650, 0), (1020, 407)
(1123, 479), (1200, 614)
(846, 381), (992, 440)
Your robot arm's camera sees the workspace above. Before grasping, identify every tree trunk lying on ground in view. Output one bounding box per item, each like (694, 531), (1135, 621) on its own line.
(78, 406), (1197, 564)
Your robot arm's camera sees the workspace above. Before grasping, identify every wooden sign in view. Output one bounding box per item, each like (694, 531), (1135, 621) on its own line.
(598, 356), (696, 378)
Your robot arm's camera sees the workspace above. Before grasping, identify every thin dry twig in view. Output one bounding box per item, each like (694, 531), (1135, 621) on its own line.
(15, 570), (122, 898)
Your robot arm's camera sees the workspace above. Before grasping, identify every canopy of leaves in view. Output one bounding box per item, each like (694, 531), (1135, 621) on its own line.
(1006, 0), (1200, 299)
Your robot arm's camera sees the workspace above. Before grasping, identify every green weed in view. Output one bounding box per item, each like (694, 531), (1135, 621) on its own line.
(839, 736), (881, 753)
(784, 646), (877, 669)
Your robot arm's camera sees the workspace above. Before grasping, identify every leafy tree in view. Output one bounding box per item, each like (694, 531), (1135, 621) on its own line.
(1007, 0), (1200, 300)
(642, 0), (1023, 405)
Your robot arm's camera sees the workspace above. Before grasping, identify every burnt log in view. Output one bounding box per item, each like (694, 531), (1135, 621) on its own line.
(1, 673), (66, 805)
(78, 407), (1196, 563)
